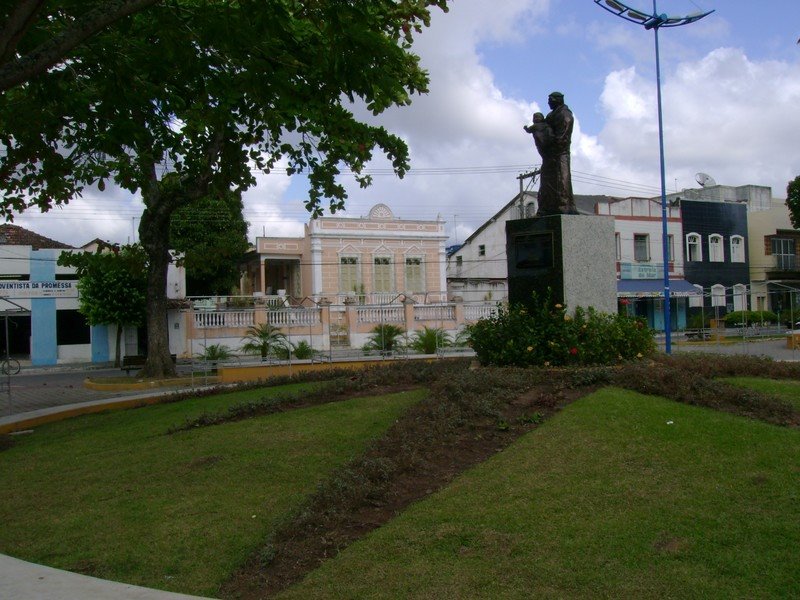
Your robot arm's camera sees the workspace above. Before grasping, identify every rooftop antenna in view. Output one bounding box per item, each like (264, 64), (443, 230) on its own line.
(695, 172), (716, 187)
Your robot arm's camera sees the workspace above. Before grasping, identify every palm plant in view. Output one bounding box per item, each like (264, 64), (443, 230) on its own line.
(241, 323), (291, 360)
(196, 343), (232, 373)
(363, 324), (406, 353)
(410, 326), (451, 354)
(197, 343), (232, 362)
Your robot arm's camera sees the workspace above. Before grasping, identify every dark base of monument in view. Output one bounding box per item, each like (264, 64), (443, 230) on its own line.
(506, 214), (616, 314)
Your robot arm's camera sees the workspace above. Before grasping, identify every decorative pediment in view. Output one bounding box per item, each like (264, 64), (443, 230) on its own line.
(338, 244), (361, 256)
(368, 203), (395, 220)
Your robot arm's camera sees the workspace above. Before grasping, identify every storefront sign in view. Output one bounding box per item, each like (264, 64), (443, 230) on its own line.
(620, 263), (663, 280)
(0, 280), (78, 298)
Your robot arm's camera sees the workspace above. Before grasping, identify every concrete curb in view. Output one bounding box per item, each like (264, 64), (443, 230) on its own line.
(0, 554), (213, 599)
(83, 376), (218, 392)
(0, 388), (205, 434)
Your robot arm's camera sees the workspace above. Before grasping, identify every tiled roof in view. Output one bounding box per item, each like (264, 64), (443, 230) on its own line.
(0, 224), (73, 250)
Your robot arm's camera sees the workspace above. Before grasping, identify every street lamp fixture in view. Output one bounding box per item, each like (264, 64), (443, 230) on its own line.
(593, 0), (713, 354)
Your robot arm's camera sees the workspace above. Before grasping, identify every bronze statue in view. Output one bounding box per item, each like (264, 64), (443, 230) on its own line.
(524, 91), (577, 216)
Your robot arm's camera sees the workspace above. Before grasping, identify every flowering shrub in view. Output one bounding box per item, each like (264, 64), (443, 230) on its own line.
(467, 292), (655, 367)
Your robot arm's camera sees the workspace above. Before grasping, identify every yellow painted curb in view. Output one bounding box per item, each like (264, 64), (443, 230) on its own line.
(0, 395), (165, 434)
(83, 376), (218, 392)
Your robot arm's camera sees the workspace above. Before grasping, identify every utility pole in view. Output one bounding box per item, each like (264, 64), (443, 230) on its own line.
(516, 169), (539, 218)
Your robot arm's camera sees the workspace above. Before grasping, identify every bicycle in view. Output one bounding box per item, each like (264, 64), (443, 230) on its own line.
(1, 357), (20, 375)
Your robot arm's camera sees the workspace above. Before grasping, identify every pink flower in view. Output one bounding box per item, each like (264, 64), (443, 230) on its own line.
(569, 347), (578, 355)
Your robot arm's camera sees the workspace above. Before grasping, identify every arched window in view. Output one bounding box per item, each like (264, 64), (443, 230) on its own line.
(709, 234), (724, 262)
(711, 284), (726, 308)
(686, 233), (702, 262)
(730, 235), (745, 263)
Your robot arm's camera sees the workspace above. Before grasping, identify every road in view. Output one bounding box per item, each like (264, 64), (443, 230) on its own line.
(0, 366), (200, 418)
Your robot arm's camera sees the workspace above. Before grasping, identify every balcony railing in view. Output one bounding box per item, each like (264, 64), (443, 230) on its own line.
(774, 255), (798, 271)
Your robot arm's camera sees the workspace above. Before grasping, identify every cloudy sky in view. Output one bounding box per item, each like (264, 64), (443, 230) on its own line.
(14, 0), (800, 248)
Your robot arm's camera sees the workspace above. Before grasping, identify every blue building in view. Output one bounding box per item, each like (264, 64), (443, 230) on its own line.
(680, 199), (750, 319)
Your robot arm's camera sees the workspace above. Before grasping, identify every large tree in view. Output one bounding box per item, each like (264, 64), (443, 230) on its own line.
(0, 0), (161, 92)
(0, 0), (448, 377)
(57, 243), (147, 367)
(787, 176), (800, 229)
(170, 189), (249, 296)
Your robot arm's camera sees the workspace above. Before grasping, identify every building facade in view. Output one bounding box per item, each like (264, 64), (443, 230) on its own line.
(244, 203), (449, 305)
(596, 196), (696, 331)
(747, 202), (800, 316)
(680, 199), (750, 318)
(445, 194), (533, 303)
(0, 224), (187, 365)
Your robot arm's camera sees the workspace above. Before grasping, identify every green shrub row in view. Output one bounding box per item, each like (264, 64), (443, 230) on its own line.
(467, 293), (655, 367)
(723, 310), (779, 327)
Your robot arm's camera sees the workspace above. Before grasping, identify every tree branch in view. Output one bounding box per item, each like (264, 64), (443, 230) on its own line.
(0, 0), (47, 65)
(0, 0), (161, 92)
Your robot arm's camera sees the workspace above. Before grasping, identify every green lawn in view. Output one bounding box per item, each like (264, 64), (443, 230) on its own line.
(0, 384), (424, 597)
(723, 376), (800, 409)
(280, 387), (800, 599)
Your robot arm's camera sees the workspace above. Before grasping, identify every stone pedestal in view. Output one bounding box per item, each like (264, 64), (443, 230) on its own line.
(506, 214), (616, 314)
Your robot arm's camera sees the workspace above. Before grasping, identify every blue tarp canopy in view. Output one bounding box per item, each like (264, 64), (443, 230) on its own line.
(617, 279), (700, 298)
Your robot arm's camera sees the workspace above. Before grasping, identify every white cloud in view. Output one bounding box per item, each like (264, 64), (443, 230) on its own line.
(593, 47), (800, 197)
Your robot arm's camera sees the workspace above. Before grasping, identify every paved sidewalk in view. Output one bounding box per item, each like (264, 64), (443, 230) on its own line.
(0, 554), (213, 599)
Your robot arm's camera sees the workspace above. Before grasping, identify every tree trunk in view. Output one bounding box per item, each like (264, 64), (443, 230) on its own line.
(133, 126), (225, 378)
(114, 323), (122, 368)
(138, 194), (176, 378)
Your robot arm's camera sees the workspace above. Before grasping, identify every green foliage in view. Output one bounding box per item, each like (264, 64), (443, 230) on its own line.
(241, 323), (290, 360)
(197, 344), (232, 362)
(363, 324), (406, 353)
(467, 292), (655, 367)
(409, 326), (451, 354)
(779, 307), (800, 326)
(57, 243), (147, 367)
(0, 0), (449, 376)
(687, 312), (711, 329)
(57, 244), (147, 329)
(170, 191), (250, 295)
(786, 175), (800, 229)
(0, 0), (449, 217)
(292, 340), (316, 360)
(723, 310), (779, 327)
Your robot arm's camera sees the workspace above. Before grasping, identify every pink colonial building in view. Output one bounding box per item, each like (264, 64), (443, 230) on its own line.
(243, 203), (449, 305)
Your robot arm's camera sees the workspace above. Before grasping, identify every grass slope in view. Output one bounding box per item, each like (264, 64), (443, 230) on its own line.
(280, 387), (800, 599)
(0, 384), (424, 597)
(723, 376), (800, 409)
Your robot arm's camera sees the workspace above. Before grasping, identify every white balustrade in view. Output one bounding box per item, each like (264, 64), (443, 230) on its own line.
(267, 308), (321, 327)
(464, 304), (499, 322)
(193, 310), (255, 329)
(414, 304), (455, 322)
(356, 306), (404, 324)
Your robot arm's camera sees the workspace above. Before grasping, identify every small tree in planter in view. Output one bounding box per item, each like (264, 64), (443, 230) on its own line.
(241, 323), (291, 361)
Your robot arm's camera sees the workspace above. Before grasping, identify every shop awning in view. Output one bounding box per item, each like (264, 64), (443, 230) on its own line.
(617, 279), (700, 298)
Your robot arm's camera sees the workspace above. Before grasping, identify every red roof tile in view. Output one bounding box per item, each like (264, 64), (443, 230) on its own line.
(0, 224), (73, 250)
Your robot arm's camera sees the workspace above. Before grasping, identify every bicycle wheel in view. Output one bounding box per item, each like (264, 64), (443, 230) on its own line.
(1, 358), (20, 375)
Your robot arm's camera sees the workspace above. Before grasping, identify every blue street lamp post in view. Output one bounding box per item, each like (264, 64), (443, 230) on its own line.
(593, 0), (713, 354)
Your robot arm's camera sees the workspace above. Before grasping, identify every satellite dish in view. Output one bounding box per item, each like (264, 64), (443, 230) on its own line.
(695, 172), (717, 187)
